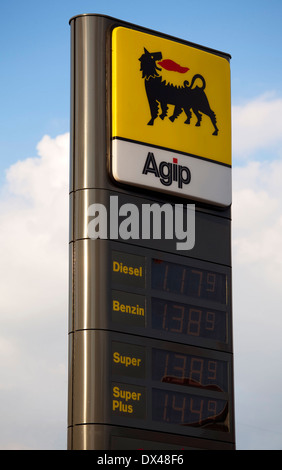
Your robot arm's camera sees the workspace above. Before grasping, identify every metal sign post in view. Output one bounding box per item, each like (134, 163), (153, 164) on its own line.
(68, 14), (235, 450)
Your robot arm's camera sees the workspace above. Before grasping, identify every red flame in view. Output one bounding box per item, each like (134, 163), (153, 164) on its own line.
(158, 59), (189, 73)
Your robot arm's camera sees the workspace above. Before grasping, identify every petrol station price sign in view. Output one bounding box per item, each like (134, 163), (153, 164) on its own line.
(68, 14), (234, 450)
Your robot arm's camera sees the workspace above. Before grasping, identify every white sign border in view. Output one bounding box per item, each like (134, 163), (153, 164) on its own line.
(112, 139), (231, 207)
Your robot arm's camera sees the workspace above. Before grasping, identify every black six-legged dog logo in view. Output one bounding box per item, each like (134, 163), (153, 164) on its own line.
(139, 48), (218, 136)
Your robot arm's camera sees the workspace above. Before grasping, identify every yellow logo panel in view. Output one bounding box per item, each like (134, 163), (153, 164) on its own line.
(112, 27), (231, 166)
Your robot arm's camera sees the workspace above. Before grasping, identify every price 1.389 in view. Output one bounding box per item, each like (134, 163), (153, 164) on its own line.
(151, 298), (227, 343)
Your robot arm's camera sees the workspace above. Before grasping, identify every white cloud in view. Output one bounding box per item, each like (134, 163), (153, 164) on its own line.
(0, 134), (69, 321)
(232, 93), (282, 158)
(0, 133), (69, 450)
(232, 157), (282, 449)
(232, 160), (282, 285)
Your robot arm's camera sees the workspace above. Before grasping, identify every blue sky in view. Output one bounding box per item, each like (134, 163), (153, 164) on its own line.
(2, 0), (282, 172)
(1, 0), (282, 450)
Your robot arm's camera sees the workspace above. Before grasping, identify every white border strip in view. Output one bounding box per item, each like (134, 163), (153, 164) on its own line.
(112, 139), (231, 207)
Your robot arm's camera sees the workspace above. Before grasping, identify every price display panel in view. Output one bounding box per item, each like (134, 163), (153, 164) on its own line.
(111, 245), (232, 353)
(109, 332), (233, 441)
(109, 245), (234, 443)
